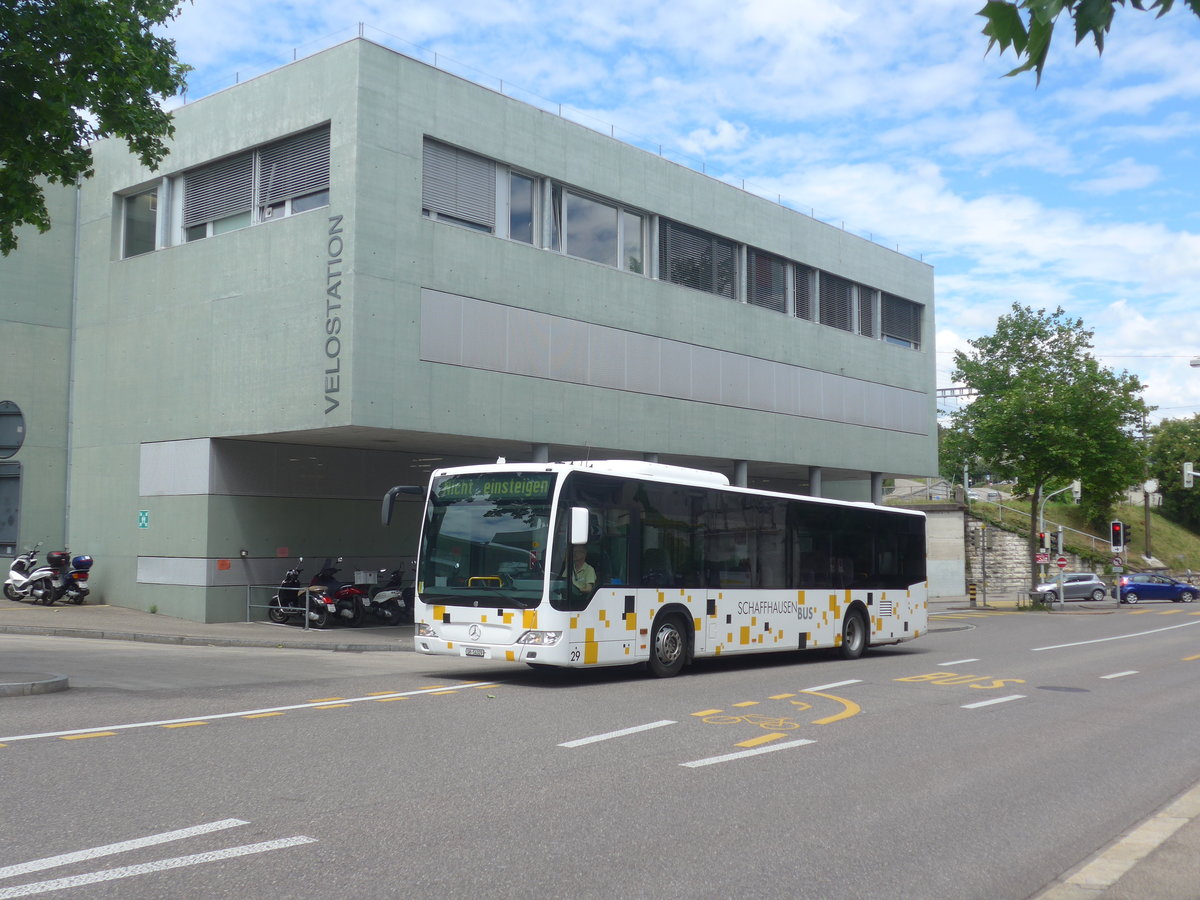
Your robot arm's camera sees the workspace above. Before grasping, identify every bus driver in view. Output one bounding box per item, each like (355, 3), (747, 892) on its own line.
(570, 545), (597, 594)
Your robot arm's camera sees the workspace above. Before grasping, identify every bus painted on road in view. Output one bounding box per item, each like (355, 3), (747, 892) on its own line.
(408, 459), (927, 677)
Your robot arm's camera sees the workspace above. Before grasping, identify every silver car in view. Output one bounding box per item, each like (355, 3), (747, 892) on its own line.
(1037, 572), (1108, 603)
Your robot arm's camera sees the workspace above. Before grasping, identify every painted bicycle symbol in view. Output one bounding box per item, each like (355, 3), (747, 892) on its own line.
(701, 712), (803, 731)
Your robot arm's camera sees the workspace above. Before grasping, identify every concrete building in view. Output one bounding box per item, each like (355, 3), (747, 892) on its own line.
(0, 38), (938, 621)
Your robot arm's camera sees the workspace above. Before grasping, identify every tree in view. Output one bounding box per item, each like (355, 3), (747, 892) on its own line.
(949, 304), (1150, 587)
(1146, 415), (1200, 531)
(0, 0), (190, 256)
(978, 0), (1200, 83)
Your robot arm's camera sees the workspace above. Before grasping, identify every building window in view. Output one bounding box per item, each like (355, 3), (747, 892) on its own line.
(258, 125), (331, 221)
(564, 191), (618, 266)
(857, 284), (876, 337)
(0, 461), (19, 556)
(122, 188), (158, 257)
(509, 172), (536, 244)
(0, 401), (24, 459)
(623, 211), (644, 274)
(819, 272), (853, 332)
(658, 218), (737, 299)
(747, 248), (787, 313)
(183, 152), (252, 241)
(882, 292), (923, 348)
(422, 139), (496, 232)
(795, 265), (814, 320)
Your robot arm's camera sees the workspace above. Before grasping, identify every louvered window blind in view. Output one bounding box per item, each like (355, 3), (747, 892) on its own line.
(795, 265), (814, 320)
(858, 285), (876, 337)
(422, 139), (496, 230)
(747, 249), (787, 312)
(819, 273), (853, 332)
(658, 219), (736, 299)
(183, 154), (252, 228)
(258, 125), (331, 208)
(882, 293), (922, 347)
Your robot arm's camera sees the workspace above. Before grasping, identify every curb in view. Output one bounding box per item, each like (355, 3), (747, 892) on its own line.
(0, 672), (69, 697)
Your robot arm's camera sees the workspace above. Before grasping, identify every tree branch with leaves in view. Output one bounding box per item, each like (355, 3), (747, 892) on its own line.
(0, 0), (191, 255)
(978, 0), (1200, 83)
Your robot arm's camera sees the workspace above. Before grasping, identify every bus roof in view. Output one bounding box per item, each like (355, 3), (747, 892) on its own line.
(428, 459), (925, 520)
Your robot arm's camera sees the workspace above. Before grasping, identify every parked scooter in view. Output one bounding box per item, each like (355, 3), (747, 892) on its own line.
(57, 553), (94, 604)
(267, 558), (331, 627)
(364, 563), (415, 624)
(4, 543), (69, 605)
(309, 559), (366, 626)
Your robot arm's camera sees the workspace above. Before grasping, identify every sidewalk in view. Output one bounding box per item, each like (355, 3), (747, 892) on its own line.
(0, 598), (412, 653)
(2, 596), (1198, 898)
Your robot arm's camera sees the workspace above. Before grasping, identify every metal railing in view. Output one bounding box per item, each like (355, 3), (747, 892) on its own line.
(245, 584), (317, 629)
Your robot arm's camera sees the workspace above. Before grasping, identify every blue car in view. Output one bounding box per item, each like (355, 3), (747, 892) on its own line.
(1116, 573), (1196, 604)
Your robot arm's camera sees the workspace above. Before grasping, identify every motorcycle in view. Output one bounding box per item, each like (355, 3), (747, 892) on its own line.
(4, 543), (69, 605)
(59, 553), (94, 605)
(267, 558), (331, 627)
(308, 559), (366, 626)
(364, 563), (415, 624)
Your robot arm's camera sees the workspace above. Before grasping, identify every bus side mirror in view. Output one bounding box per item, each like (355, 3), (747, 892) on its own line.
(381, 485), (423, 526)
(570, 507), (590, 544)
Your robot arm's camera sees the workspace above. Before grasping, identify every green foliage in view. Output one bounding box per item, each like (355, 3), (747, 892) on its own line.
(978, 0), (1200, 82)
(949, 304), (1150, 583)
(1147, 415), (1200, 531)
(0, 0), (191, 255)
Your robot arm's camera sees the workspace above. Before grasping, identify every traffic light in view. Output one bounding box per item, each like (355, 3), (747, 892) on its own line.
(1038, 532), (1049, 551)
(1110, 521), (1124, 553)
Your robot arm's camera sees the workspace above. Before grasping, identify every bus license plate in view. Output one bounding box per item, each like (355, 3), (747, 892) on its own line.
(465, 647), (486, 658)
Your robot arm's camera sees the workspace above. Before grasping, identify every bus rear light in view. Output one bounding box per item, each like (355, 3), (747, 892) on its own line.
(517, 630), (562, 646)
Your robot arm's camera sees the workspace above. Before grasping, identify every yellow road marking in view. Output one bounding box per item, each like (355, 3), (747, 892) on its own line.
(1184, 654), (1200, 661)
(61, 732), (117, 740)
(367, 691), (399, 696)
(1128, 610), (1152, 615)
(309, 697), (344, 702)
(429, 690), (458, 696)
(802, 690), (861, 725)
(692, 709), (724, 717)
(373, 697), (408, 702)
(769, 693), (796, 699)
(736, 732), (786, 748)
(732, 701), (759, 708)
(243, 712), (284, 718)
(315, 703), (350, 709)
(1158, 610), (1184, 615)
(162, 722), (206, 729)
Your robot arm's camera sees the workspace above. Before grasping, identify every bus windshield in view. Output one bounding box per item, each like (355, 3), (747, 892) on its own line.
(418, 472), (558, 608)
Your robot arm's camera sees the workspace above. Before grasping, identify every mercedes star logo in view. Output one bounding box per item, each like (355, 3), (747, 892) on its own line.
(468, 624), (481, 642)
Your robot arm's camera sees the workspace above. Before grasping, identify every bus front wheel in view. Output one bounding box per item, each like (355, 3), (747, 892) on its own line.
(648, 615), (688, 678)
(839, 609), (868, 660)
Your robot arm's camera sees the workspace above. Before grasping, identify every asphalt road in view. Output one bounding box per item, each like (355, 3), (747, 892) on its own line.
(2, 604), (1199, 899)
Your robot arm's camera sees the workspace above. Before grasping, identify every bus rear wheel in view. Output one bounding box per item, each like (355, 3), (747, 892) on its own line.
(648, 615), (688, 678)
(839, 608), (868, 660)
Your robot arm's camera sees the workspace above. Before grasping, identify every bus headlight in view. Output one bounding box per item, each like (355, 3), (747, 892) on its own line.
(416, 623), (437, 638)
(517, 630), (562, 646)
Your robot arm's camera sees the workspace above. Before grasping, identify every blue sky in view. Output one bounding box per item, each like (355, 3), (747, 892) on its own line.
(164, 0), (1200, 423)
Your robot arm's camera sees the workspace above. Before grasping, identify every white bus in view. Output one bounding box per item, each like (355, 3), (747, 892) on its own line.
(405, 459), (927, 677)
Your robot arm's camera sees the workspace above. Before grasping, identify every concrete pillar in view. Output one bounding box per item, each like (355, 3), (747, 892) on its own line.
(532, 443), (549, 463)
(733, 460), (748, 487)
(871, 472), (884, 505)
(809, 467), (823, 497)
